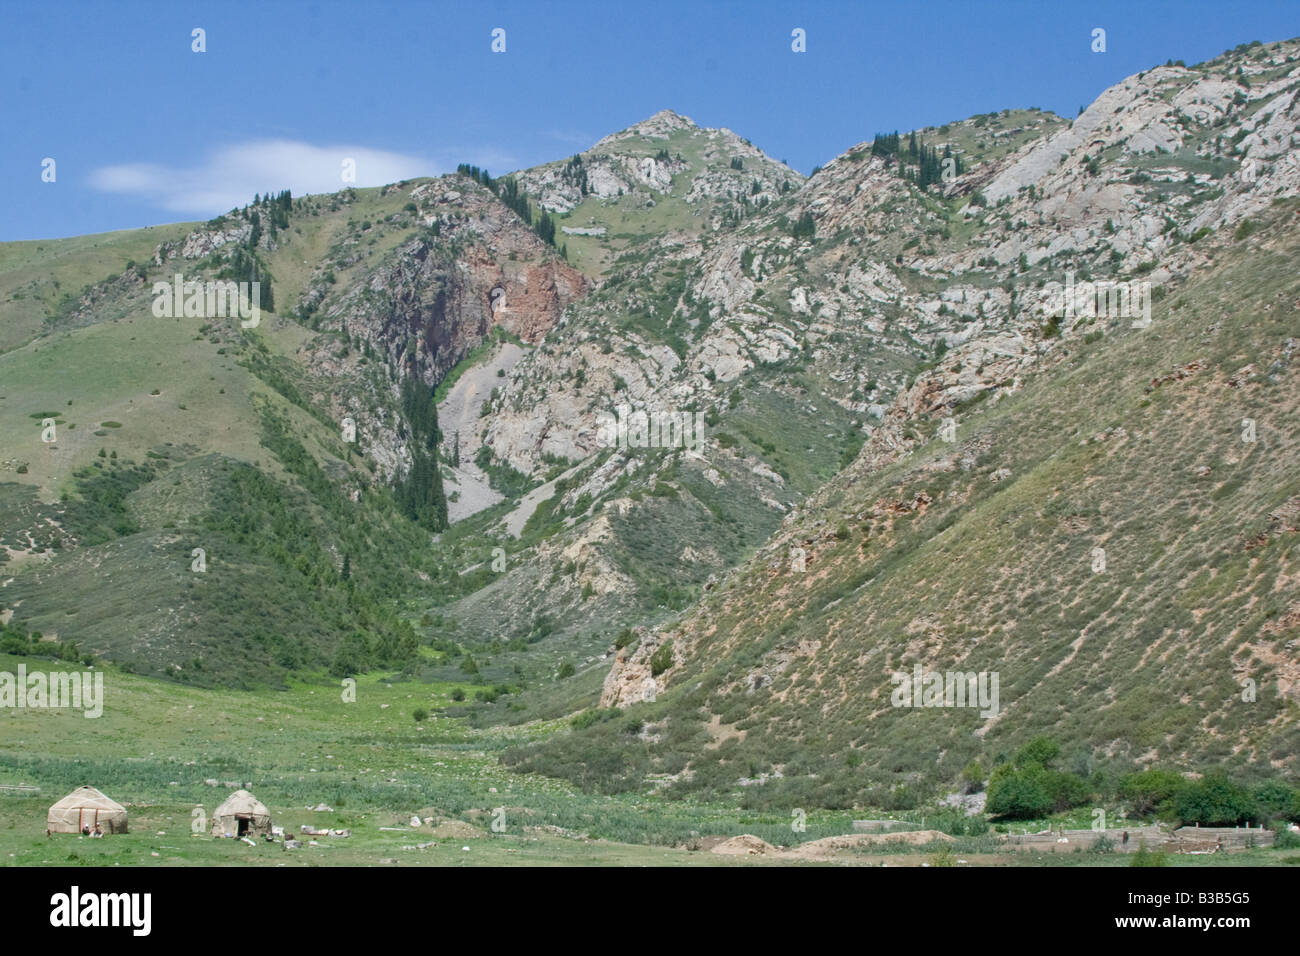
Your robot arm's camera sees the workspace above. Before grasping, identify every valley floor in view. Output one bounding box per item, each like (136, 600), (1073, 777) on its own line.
(1, 654), (1294, 867)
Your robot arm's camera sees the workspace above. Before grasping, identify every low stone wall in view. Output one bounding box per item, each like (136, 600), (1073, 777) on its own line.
(1004, 825), (1167, 852)
(851, 819), (917, 833)
(1171, 825), (1274, 849)
(1003, 824), (1275, 853)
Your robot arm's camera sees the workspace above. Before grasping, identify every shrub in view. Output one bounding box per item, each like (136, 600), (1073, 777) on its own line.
(1120, 769), (1185, 816)
(1274, 828), (1300, 850)
(1042, 770), (1090, 812)
(928, 844), (957, 867)
(1172, 774), (1257, 826)
(413, 708), (428, 723)
(649, 640), (674, 677)
(962, 759), (986, 793)
(1253, 781), (1297, 821)
(0, 631), (31, 655)
(1015, 736), (1060, 769)
(986, 768), (1053, 819)
(1091, 833), (1116, 853)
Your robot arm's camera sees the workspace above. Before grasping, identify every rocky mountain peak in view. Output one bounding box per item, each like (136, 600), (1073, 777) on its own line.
(593, 108), (699, 148)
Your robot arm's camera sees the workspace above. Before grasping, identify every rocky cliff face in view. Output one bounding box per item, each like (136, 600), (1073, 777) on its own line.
(140, 172), (590, 488)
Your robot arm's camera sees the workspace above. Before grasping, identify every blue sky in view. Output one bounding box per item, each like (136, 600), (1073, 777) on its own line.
(3, 0), (1297, 240)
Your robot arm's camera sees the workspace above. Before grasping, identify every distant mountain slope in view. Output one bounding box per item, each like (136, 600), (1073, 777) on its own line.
(0, 176), (583, 685)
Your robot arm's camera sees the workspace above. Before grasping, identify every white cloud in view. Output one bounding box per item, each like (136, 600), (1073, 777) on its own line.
(90, 140), (437, 214)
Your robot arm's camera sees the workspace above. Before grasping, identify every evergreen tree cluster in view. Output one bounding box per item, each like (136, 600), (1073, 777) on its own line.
(456, 164), (495, 190)
(495, 175), (531, 223)
(534, 208), (557, 245)
(562, 154), (590, 196)
(790, 211), (816, 240)
(871, 131), (902, 157)
(250, 189), (293, 231)
(495, 176), (559, 249)
(871, 131), (965, 189)
(397, 376), (448, 531)
(218, 243), (275, 313)
(218, 189), (293, 314)
(457, 164), (561, 251)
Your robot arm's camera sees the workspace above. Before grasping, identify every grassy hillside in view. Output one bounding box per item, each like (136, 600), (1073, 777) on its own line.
(0, 223), (197, 355)
(0, 176), (562, 687)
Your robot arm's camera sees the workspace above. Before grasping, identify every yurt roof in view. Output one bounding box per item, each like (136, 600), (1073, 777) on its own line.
(213, 789), (270, 817)
(48, 785), (125, 813)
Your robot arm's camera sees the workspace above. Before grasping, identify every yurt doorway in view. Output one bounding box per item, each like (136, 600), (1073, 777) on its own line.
(236, 816), (251, 837)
